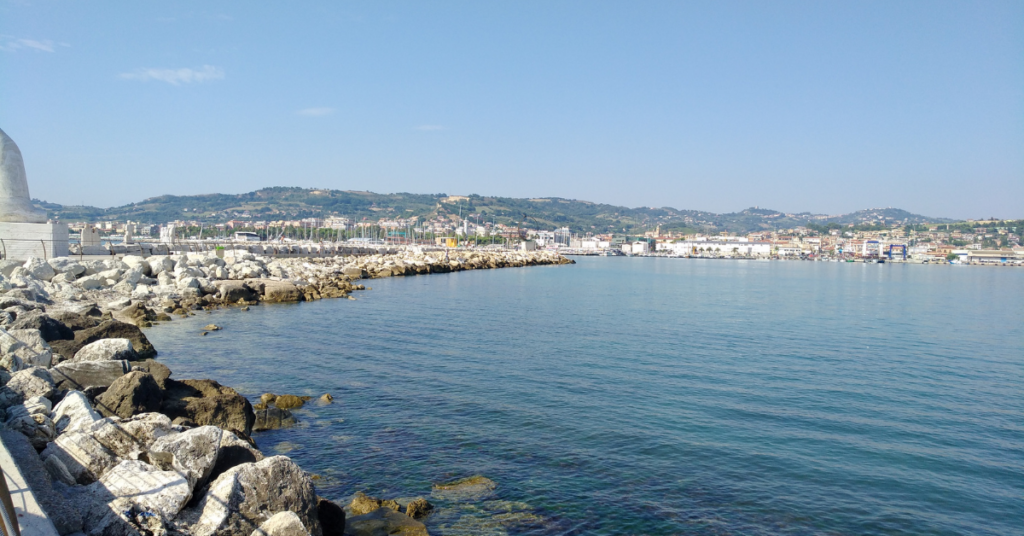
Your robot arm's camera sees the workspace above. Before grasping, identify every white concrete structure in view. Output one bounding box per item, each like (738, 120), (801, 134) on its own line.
(0, 127), (68, 260)
(663, 240), (771, 257)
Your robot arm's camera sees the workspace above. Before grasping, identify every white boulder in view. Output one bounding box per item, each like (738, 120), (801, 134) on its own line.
(73, 338), (137, 362)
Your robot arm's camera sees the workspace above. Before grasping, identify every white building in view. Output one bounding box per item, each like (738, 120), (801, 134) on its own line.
(662, 240), (771, 257)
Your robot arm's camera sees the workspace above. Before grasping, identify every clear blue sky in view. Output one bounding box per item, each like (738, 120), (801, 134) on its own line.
(2, 1), (1021, 219)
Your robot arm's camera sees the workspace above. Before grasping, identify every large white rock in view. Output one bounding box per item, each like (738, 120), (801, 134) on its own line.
(41, 431), (119, 484)
(22, 257), (55, 281)
(250, 511), (311, 536)
(122, 255), (151, 276)
(52, 390), (102, 434)
(191, 456), (321, 536)
(88, 412), (179, 460)
(5, 366), (54, 399)
(150, 425), (223, 489)
(48, 257), (85, 276)
(23, 394), (51, 414)
(90, 460), (190, 520)
(73, 338), (137, 362)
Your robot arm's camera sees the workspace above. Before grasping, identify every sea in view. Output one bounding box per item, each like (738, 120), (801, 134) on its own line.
(145, 257), (1024, 536)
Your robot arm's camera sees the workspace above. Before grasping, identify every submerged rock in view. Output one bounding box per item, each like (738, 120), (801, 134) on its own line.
(431, 475), (498, 502)
(344, 508), (427, 536)
(254, 406), (297, 431)
(348, 492), (400, 517)
(274, 394), (306, 410)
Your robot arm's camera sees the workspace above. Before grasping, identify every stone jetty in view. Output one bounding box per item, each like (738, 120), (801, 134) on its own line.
(0, 248), (572, 535)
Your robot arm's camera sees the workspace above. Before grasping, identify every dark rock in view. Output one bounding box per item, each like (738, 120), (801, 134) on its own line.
(95, 371), (162, 418)
(8, 313), (74, 342)
(253, 407), (297, 431)
(50, 360), (129, 391)
(53, 320), (157, 361)
(135, 359), (172, 387)
(404, 499), (433, 520)
(49, 310), (101, 331)
(317, 497), (346, 536)
(182, 378), (238, 398)
(161, 379), (256, 436)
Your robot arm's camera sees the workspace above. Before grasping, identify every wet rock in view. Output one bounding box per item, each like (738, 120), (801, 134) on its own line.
(404, 498), (433, 520)
(52, 389), (102, 434)
(344, 507), (427, 536)
(316, 498), (346, 536)
(72, 337), (138, 362)
(431, 475), (498, 502)
(6, 366), (55, 399)
(261, 393), (278, 404)
(191, 456), (322, 536)
(8, 313), (73, 341)
(151, 425), (223, 490)
(251, 510), (312, 536)
(41, 431), (119, 484)
(51, 359), (130, 391)
(274, 394), (305, 410)
(319, 393), (333, 404)
(95, 371), (162, 418)
(348, 492), (400, 516)
(204, 324), (222, 331)
(254, 406), (297, 431)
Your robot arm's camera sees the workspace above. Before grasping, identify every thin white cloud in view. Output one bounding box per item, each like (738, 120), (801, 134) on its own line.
(120, 65), (225, 85)
(0, 37), (58, 52)
(297, 107), (336, 117)
(415, 125), (446, 131)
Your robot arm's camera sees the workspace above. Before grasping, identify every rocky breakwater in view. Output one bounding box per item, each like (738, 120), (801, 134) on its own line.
(0, 249), (571, 324)
(0, 307), (350, 535)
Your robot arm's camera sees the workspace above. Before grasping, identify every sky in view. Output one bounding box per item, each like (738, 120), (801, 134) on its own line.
(1, 1), (1021, 219)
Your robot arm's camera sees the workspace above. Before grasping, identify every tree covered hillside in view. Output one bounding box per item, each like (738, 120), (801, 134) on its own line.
(37, 187), (951, 234)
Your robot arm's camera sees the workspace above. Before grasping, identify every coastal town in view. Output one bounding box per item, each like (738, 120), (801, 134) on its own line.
(61, 213), (1024, 266)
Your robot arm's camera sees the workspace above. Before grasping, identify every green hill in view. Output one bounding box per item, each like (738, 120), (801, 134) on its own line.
(36, 187), (952, 235)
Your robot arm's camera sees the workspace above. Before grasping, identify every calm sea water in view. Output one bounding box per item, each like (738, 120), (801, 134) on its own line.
(146, 258), (1024, 536)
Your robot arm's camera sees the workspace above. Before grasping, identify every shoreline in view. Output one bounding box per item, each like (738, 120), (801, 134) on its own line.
(0, 248), (573, 535)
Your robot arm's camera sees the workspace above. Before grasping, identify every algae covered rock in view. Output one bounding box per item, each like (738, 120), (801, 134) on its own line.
(344, 508), (427, 536)
(431, 475), (498, 501)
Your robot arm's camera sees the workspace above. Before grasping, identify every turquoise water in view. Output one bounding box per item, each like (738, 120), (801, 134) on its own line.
(147, 258), (1024, 535)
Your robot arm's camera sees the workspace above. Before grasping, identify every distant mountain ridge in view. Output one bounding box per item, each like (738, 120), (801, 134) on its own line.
(34, 187), (953, 234)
